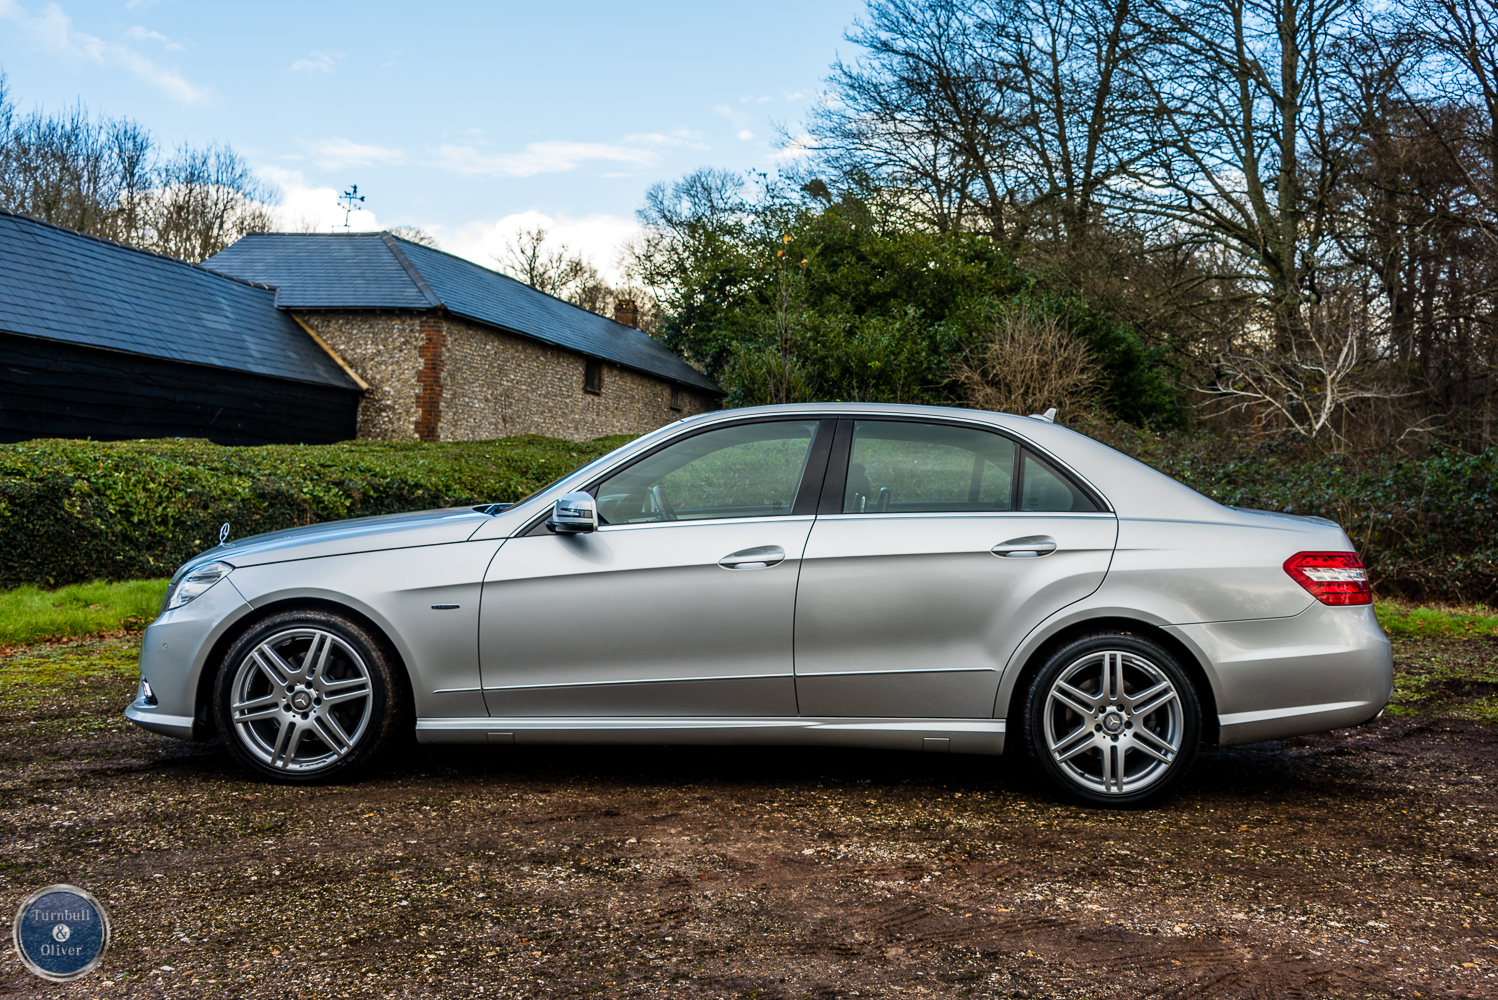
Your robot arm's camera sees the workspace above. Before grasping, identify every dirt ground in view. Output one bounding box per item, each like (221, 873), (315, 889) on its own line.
(0, 635), (1495, 999)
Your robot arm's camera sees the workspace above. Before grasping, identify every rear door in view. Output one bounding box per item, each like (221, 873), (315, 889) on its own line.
(793, 418), (1117, 718)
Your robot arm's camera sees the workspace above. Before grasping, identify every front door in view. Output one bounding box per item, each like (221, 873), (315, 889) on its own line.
(479, 419), (828, 718)
(794, 419), (1118, 718)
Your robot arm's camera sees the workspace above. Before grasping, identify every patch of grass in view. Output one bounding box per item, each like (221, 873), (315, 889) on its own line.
(0, 636), (141, 715)
(0, 579), (168, 646)
(1375, 600), (1498, 637)
(1385, 628), (1498, 724)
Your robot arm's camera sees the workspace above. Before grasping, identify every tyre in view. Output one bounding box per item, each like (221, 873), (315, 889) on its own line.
(1021, 632), (1200, 806)
(213, 609), (405, 783)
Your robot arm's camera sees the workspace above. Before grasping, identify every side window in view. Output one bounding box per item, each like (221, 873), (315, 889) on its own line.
(594, 421), (819, 524)
(1020, 452), (1099, 512)
(843, 421), (1015, 514)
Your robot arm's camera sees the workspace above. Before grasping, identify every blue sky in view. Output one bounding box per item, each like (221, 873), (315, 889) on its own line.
(0, 0), (865, 277)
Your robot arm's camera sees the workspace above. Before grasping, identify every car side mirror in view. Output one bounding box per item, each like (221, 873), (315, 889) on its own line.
(549, 492), (598, 533)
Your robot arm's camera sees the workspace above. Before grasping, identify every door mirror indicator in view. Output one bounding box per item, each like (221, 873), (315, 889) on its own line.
(549, 492), (598, 533)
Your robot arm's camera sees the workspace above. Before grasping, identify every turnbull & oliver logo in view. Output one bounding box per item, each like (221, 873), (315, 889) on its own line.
(12, 884), (111, 982)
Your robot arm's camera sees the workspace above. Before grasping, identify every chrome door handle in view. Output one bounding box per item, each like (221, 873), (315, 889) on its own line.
(992, 535), (1058, 558)
(719, 545), (786, 570)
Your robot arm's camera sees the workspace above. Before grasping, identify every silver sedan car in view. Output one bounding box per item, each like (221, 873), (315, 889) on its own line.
(127, 403), (1392, 805)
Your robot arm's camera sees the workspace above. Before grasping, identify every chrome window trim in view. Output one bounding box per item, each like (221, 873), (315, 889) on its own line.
(593, 514), (816, 532)
(812, 510), (1116, 521)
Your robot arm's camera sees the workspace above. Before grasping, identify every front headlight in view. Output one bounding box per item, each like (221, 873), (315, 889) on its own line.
(162, 561), (233, 612)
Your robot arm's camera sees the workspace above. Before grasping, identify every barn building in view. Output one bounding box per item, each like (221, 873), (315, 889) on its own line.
(0, 212), (722, 446)
(0, 210), (362, 445)
(203, 232), (723, 442)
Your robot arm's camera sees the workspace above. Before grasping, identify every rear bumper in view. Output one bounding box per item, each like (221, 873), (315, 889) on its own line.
(1166, 602), (1393, 746)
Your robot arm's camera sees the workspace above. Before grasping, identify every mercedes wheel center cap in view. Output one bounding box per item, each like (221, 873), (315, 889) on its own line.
(13, 884), (111, 982)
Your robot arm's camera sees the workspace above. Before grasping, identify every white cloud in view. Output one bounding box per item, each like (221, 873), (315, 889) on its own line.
(288, 50), (342, 75)
(445, 211), (641, 285)
(432, 131), (702, 179)
(775, 133), (816, 161)
(0, 0), (209, 103)
(124, 25), (182, 50)
(307, 137), (407, 170)
(737, 129), (755, 141)
(124, 0), (158, 10)
(257, 166), (385, 233)
(783, 90), (805, 101)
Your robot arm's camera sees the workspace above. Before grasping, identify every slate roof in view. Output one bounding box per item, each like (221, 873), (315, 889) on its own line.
(0, 210), (362, 390)
(203, 232), (723, 394)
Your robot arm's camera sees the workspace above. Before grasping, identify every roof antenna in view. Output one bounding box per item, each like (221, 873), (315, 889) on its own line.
(1028, 407), (1058, 423)
(337, 184), (366, 231)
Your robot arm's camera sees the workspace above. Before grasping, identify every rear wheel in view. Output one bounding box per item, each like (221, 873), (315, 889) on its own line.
(213, 609), (404, 783)
(1022, 633), (1200, 806)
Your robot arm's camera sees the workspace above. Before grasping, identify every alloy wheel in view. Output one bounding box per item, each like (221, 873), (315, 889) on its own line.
(227, 627), (374, 774)
(1040, 649), (1185, 797)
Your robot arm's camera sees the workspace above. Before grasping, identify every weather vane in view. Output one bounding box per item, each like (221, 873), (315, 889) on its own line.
(338, 184), (366, 230)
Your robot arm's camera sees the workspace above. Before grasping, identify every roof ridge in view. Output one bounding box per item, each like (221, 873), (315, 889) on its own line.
(0, 207), (281, 292)
(379, 232), (444, 308)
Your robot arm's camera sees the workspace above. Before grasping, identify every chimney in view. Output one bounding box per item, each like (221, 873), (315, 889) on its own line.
(613, 298), (638, 328)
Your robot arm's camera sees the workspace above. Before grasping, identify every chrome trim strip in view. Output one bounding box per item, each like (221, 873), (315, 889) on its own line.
(417, 716), (1005, 733)
(814, 512), (1116, 521)
(481, 672), (788, 693)
(1217, 701), (1368, 727)
(793, 666), (995, 678)
(597, 515), (814, 532)
(432, 686), (484, 694)
(415, 716), (1006, 754)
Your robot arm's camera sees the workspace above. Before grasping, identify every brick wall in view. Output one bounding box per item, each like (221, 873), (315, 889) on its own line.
(295, 310), (718, 442)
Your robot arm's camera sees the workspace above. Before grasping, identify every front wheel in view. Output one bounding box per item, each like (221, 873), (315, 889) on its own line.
(1022, 633), (1200, 806)
(213, 609), (405, 783)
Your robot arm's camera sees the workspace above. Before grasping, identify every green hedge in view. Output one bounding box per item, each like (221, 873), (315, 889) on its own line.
(3, 431), (1494, 602)
(1091, 426), (1498, 603)
(0, 436), (630, 588)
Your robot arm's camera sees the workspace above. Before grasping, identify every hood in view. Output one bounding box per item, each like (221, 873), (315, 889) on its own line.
(176, 506), (493, 574)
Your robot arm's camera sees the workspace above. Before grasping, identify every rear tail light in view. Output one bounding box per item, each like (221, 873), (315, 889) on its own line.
(1284, 551), (1372, 606)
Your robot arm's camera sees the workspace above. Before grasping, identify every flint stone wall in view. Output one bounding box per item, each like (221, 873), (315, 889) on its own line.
(295, 311), (717, 442)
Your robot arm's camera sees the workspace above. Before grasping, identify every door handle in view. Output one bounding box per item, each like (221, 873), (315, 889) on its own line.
(992, 535), (1058, 558)
(719, 545), (786, 570)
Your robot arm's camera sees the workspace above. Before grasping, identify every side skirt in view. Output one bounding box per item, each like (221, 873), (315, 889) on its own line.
(415, 717), (1006, 756)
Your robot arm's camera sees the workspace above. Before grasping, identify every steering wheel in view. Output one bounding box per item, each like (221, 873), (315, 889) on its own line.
(649, 484), (678, 521)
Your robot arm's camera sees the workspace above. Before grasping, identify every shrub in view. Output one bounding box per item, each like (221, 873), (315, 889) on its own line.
(1087, 423), (1498, 602)
(0, 435), (630, 588)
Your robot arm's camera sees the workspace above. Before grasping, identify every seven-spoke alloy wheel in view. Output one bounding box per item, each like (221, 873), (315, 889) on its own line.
(1023, 633), (1200, 806)
(214, 610), (403, 783)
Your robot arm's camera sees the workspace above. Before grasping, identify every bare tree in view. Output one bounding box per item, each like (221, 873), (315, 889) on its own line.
(1203, 295), (1408, 444)
(0, 75), (276, 261)
(808, 0), (1160, 248)
(495, 226), (652, 325)
(145, 144), (276, 262)
(955, 308), (1101, 417)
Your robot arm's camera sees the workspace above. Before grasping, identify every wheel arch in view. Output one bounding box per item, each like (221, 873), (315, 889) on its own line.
(999, 616), (1220, 749)
(191, 597), (415, 741)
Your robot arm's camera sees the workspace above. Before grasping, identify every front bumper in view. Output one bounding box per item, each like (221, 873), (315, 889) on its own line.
(125, 576), (252, 742)
(1166, 601), (1393, 746)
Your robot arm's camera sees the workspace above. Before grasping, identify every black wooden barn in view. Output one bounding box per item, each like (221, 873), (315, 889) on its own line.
(0, 210), (362, 445)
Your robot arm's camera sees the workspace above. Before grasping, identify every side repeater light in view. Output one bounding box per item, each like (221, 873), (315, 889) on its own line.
(1284, 551), (1372, 606)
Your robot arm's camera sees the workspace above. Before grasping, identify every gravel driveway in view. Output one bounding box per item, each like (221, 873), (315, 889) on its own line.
(1, 636), (1494, 998)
